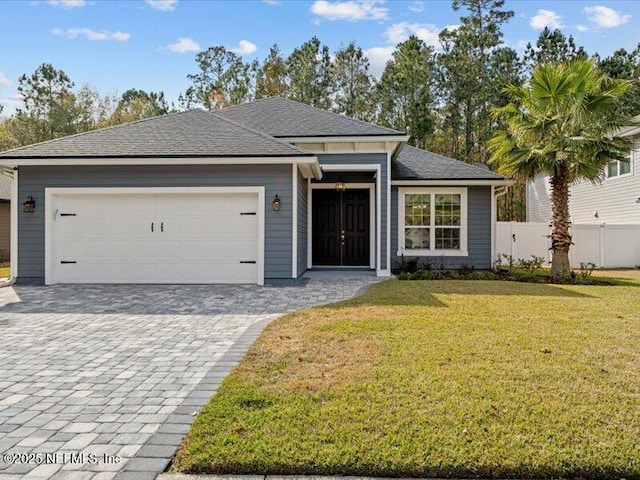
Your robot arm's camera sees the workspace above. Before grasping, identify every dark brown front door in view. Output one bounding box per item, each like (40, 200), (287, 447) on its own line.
(312, 189), (370, 266)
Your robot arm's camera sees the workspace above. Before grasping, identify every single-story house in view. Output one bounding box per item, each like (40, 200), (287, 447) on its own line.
(0, 175), (10, 263)
(0, 97), (510, 285)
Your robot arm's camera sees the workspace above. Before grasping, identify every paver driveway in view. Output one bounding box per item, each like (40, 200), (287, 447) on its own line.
(0, 277), (381, 480)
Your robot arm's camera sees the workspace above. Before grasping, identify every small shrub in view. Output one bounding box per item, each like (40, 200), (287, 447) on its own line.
(459, 262), (475, 274)
(578, 262), (596, 278)
(501, 254), (515, 270)
(517, 255), (546, 272)
(468, 270), (497, 280)
(398, 256), (419, 274)
(418, 270), (445, 280)
(419, 259), (433, 271)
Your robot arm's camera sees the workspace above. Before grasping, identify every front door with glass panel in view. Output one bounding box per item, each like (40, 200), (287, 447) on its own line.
(312, 189), (370, 266)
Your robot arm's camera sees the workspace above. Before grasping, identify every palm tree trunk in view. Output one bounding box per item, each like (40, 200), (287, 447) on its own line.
(550, 169), (572, 277)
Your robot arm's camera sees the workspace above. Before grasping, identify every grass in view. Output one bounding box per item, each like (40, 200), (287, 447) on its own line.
(0, 265), (9, 278)
(172, 273), (640, 479)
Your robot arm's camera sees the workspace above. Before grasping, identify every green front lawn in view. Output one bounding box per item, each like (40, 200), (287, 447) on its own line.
(0, 266), (9, 278)
(172, 275), (640, 479)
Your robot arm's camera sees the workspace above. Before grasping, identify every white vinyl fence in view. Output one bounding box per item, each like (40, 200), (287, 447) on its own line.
(496, 222), (640, 268)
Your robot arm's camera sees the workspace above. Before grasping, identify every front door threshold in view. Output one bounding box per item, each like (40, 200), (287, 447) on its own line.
(303, 269), (378, 278)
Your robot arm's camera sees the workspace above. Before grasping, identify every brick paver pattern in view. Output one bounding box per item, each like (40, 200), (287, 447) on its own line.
(0, 278), (381, 480)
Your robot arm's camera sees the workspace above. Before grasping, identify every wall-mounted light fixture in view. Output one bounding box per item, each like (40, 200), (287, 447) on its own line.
(636, 197), (640, 204)
(23, 196), (36, 214)
(272, 194), (281, 211)
(594, 210), (599, 219)
(335, 180), (346, 192)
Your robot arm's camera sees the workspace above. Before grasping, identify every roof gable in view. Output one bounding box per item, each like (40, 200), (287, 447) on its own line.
(392, 145), (505, 181)
(0, 110), (312, 159)
(216, 97), (404, 138)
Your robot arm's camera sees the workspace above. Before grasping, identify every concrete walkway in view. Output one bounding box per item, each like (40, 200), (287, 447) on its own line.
(0, 277), (382, 480)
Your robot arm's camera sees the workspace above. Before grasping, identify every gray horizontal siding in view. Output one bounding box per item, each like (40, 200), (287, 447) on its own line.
(391, 186), (492, 270)
(17, 164), (293, 283)
(317, 153), (388, 270)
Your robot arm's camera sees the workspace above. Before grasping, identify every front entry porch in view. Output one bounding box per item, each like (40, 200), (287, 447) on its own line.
(308, 169), (377, 271)
(312, 188), (371, 267)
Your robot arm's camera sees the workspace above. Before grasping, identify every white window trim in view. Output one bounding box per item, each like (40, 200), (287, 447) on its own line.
(397, 187), (468, 257)
(605, 151), (634, 180)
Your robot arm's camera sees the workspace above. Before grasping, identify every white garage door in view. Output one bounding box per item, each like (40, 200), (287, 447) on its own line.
(48, 189), (263, 284)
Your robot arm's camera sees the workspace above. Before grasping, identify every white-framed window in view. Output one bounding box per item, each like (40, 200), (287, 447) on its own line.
(398, 187), (468, 257)
(606, 151), (633, 179)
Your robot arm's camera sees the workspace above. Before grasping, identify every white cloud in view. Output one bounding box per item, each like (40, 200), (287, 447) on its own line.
(0, 72), (11, 88)
(230, 40), (257, 56)
(52, 27), (131, 41)
(310, 1), (388, 21)
(145, 0), (177, 11)
(576, 24), (589, 32)
(263, 0), (281, 4)
(46, 0), (85, 8)
(385, 22), (442, 47)
(516, 40), (529, 51)
(530, 9), (563, 30)
(584, 5), (630, 28)
(166, 37), (200, 53)
(364, 46), (394, 77)
(408, 1), (424, 13)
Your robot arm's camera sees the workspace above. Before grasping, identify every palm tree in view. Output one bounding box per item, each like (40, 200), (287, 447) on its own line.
(489, 59), (633, 277)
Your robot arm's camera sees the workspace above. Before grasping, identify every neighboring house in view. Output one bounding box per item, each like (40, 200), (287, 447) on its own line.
(527, 124), (640, 224)
(0, 97), (509, 285)
(0, 175), (10, 262)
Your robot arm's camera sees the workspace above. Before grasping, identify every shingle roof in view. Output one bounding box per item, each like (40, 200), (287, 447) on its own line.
(392, 145), (505, 180)
(216, 97), (404, 137)
(0, 110), (312, 159)
(0, 175), (11, 200)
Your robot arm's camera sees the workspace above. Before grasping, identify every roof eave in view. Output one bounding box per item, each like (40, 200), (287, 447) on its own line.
(392, 179), (514, 186)
(0, 155), (317, 167)
(276, 134), (409, 143)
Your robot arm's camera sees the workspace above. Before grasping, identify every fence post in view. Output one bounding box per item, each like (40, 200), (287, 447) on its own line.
(599, 223), (605, 268)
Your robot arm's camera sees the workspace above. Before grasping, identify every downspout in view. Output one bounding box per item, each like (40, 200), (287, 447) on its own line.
(0, 166), (16, 286)
(491, 185), (510, 269)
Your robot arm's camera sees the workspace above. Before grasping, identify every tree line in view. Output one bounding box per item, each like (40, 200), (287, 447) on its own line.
(1, 0), (638, 221)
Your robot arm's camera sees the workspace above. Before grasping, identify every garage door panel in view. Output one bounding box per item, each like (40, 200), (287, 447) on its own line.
(52, 191), (261, 284)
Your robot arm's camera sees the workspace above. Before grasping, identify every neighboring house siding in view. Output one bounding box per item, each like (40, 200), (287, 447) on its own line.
(17, 164), (293, 284)
(317, 153), (388, 270)
(527, 136), (640, 224)
(0, 203), (9, 262)
(297, 168), (308, 277)
(391, 186), (492, 269)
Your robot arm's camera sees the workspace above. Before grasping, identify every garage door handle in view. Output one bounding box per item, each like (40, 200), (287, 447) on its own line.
(61, 261), (77, 264)
(161, 222), (164, 232)
(240, 260), (256, 264)
(151, 222), (154, 232)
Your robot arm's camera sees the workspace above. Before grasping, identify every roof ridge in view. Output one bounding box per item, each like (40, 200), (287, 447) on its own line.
(206, 110), (311, 156)
(0, 109), (202, 156)
(219, 96), (405, 136)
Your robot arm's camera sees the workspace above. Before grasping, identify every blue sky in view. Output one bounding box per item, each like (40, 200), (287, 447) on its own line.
(1, 0), (639, 114)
